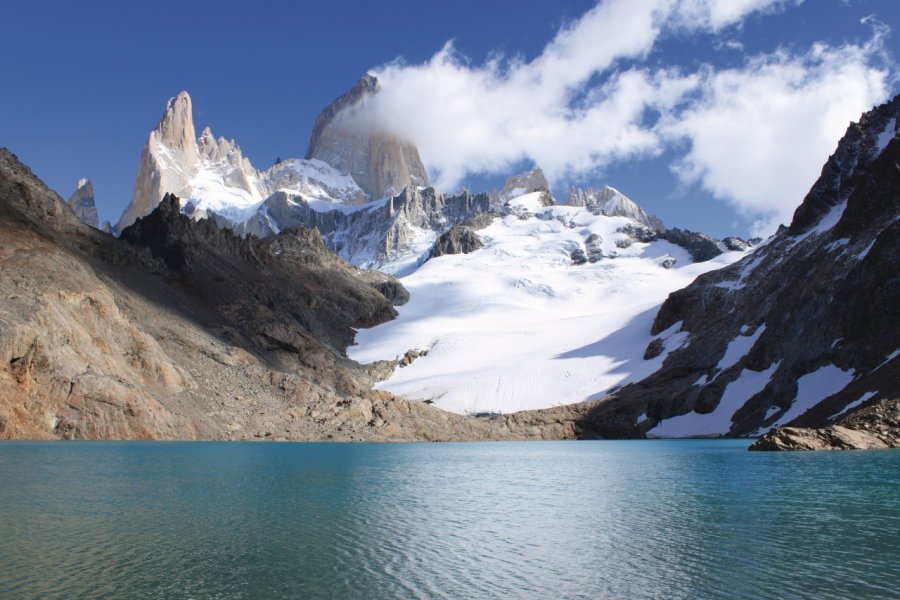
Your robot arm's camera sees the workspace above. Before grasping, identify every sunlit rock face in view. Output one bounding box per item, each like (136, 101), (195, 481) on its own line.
(305, 74), (430, 202)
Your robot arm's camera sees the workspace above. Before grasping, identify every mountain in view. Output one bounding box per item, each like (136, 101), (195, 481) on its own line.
(234, 185), (493, 273)
(115, 91), (366, 232)
(566, 185), (665, 231)
(573, 95), (900, 440)
(305, 73), (430, 201)
(0, 147), (585, 441)
(348, 190), (750, 414)
(65, 178), (99, 228)
(493, 166), (550, 203)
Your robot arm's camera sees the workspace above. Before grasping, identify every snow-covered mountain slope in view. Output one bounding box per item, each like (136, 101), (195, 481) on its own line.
(575, 95), (900, 439)
(348, 192), (748, 414)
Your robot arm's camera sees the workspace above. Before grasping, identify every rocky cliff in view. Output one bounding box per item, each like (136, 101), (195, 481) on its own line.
(575, 96), (900, 440)
(305, 74), (431, 201)
(0, 148), (586, 441)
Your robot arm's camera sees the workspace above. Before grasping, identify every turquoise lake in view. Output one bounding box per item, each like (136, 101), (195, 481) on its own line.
(0, 440), (897, 599)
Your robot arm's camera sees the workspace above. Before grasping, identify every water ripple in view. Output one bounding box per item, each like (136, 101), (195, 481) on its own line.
(0, 440), (898, 599)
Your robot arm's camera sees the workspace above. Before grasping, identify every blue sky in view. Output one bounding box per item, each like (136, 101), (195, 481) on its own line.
(1, 0), (897, 237)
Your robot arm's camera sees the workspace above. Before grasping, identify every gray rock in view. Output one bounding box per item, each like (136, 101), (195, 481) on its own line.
(723, 237), (750, 252)
(66, 178), (99, 229)
(565, 185), (664, 231)
(585, 233), (604, 263)
(657, 228), (722, 262)
(493, 167), (550, 204)
(659, 258), (676, 269)
(305, 74), (430, 200)
(643, 338), (665, 360)
(430, 223), (484, 258)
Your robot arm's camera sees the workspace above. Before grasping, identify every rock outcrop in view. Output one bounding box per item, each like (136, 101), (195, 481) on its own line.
(429, 222), (484, 258)
(657, 228), (723, 262)
(575, 95), (900, 440)
(65, 178), (99, 229)
(566, 185), (664, 231)
(493, 166), (550, 204)
(750, 397), (900, 450)
(305, 74), (430, 201)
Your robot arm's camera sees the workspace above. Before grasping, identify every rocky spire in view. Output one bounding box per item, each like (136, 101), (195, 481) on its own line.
(116, 91), (200, 231)
(155, 91), (198, 168)
(115, 91), (263, 233)
(66, 178), (99, 229)
(305, 74), (430, 202)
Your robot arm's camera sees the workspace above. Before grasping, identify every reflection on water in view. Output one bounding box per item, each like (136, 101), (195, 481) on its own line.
(0, 440), (898, 599)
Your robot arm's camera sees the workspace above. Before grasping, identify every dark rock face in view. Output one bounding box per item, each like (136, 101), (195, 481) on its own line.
(576, 96), (900, 440)
(120, 193), (401, 353)
(570, 248), (587, 265)
(430, 223), (484, 258)
(657, 228), (722, 262)
(723, 237), (750, 252)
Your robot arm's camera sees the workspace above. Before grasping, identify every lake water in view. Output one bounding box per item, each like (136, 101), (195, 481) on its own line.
(0, 440), (897, 599)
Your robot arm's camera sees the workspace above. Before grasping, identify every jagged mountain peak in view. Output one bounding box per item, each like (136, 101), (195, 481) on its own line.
(66, 177), (99, 229)
(155, 90), (197, 162)
(116, 90), (266, 231)
(789, 94), (900, 236)
(495, 166), (550, 203)
(577, 94), (900, 440)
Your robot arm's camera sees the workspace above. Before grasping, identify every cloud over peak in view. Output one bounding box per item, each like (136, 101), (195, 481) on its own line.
(356, 0), (892, 235)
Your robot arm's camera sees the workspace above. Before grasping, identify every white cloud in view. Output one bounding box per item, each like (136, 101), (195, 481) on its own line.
(661, 21), (891, 234)
(350, 0), (891, 235)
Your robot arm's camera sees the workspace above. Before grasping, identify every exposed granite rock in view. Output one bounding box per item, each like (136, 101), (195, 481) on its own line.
(657, 228), (722, 262)
(66, 178), (99, 229)
(305, 74), (430, 201)
(116, 91), (265, 231)
(576, 96), (900, 439)
(430, 223), (484, 258)
(570, 248), (588, 265)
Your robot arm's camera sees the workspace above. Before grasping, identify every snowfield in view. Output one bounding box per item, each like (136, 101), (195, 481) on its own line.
(349, 193), (748, 415)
